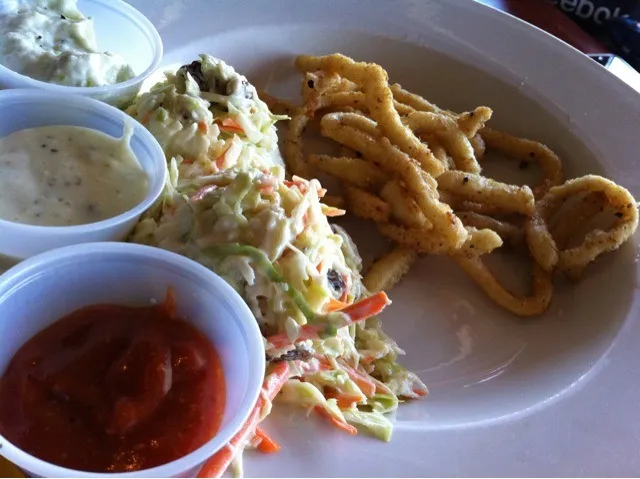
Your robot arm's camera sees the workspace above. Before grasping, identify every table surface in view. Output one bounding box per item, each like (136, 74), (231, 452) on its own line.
(476, 0), (609, 53)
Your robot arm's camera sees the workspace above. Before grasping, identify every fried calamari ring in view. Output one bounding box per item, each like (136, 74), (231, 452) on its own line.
(380, 180), (429, 228)
(284, 106), (314, 178)
(296, 54), (445, 177)
(526, 175), (638, 278)
(453, 254), (553, 317)
(389, 83), (453, 117)
(551, 191), (607, 249)
(469, 134), (486, 162)
(394, 101), (415, 116)
(439, 130), (481, 174)
(320, 112), (468, 248)
(459, 227), (504, 258)
(403, 111), (481, 173)
(377, 223), (501, 257)
(457, 107), (493, 138)
(437, 170), (535, 216)
(456, 211), (525, 247)
(421, 134), (455, 170)
(364, 247), (418, 293)
(481, 127), (564, 198)
(301, 71), (358, 103)
(308, 154), (388, 191)
(344, 185), (391, 223)
(284, 92), (376, 177)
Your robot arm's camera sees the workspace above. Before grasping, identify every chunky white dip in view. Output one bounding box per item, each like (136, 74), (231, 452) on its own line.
(0, 125), (148, 226)
(0, 0), (135, 87)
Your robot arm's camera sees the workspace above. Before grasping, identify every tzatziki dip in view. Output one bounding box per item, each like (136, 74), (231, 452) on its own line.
(0, 125), (148, 226)
(0, 0), (135, 87)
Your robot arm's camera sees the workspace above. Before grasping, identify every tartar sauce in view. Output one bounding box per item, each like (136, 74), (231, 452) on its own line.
(0, 0), (135, 87)
(0, 125), (148, 226)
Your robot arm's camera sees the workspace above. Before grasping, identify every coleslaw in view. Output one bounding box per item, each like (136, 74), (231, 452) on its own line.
(128, 54), (427, 477)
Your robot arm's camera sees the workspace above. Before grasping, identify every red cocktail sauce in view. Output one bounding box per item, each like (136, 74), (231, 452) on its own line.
(0, 291), (225, 473)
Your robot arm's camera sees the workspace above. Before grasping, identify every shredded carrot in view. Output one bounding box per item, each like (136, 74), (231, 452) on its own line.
(254, 426), (281, 454)
(338, 274), (350, 302)
(339, 291), (390, 324)
(216, 117), (244, 134)
(266, 292), (390, 350)
(141, 112), (150, 124)
(190, 184), (218, 202)
(326, 297), (348, 312)
(197, 363), (290, 478)
(182, 158), (195, 165)
(215, 144), (232, 169)
(258, 176), (276, 195)
(316, 356), (376, 398)
(412, 387), (427, 397)
(339, 363), (376, 398)
(324, 387), (365, 408)
(338, 291), (348, 303)
(266, 324), (320, 349)
(197, 121), (209, 134)
(284, 179), (326, 197)
(314, 406), (357, 435)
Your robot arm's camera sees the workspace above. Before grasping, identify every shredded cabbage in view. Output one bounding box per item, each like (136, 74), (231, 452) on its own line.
(128, 54), (427, 477)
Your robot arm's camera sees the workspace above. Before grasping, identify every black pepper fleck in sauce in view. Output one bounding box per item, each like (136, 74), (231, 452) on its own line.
(0, 125), (148, 227)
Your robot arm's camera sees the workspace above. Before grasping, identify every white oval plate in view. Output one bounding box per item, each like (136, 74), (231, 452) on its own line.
(125, 0), (640, 476)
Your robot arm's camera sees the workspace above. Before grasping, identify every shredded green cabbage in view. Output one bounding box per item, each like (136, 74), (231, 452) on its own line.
(127, 53), (427, 477)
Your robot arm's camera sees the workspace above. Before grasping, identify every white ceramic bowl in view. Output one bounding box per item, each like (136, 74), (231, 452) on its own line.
(0, 89), (167, 261)
(0, 242), (266, 478)
(0, 0), (163, 107)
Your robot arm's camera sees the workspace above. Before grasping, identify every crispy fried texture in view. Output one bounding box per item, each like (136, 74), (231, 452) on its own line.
(526, 175), (638, 279)
(364, 247), (418, 293)
(270, 52), (638, 317)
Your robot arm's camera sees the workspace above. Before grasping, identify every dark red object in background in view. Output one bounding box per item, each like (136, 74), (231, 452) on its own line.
(477, 0), (610, 53)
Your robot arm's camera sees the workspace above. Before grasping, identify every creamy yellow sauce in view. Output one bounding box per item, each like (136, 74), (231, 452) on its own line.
(0, 125), (148, 226)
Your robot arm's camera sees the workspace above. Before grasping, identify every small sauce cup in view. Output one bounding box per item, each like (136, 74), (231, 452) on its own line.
(0, 89), (167, 261)
(0, 242), (265, 477)
(0, 0), (163, 108)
